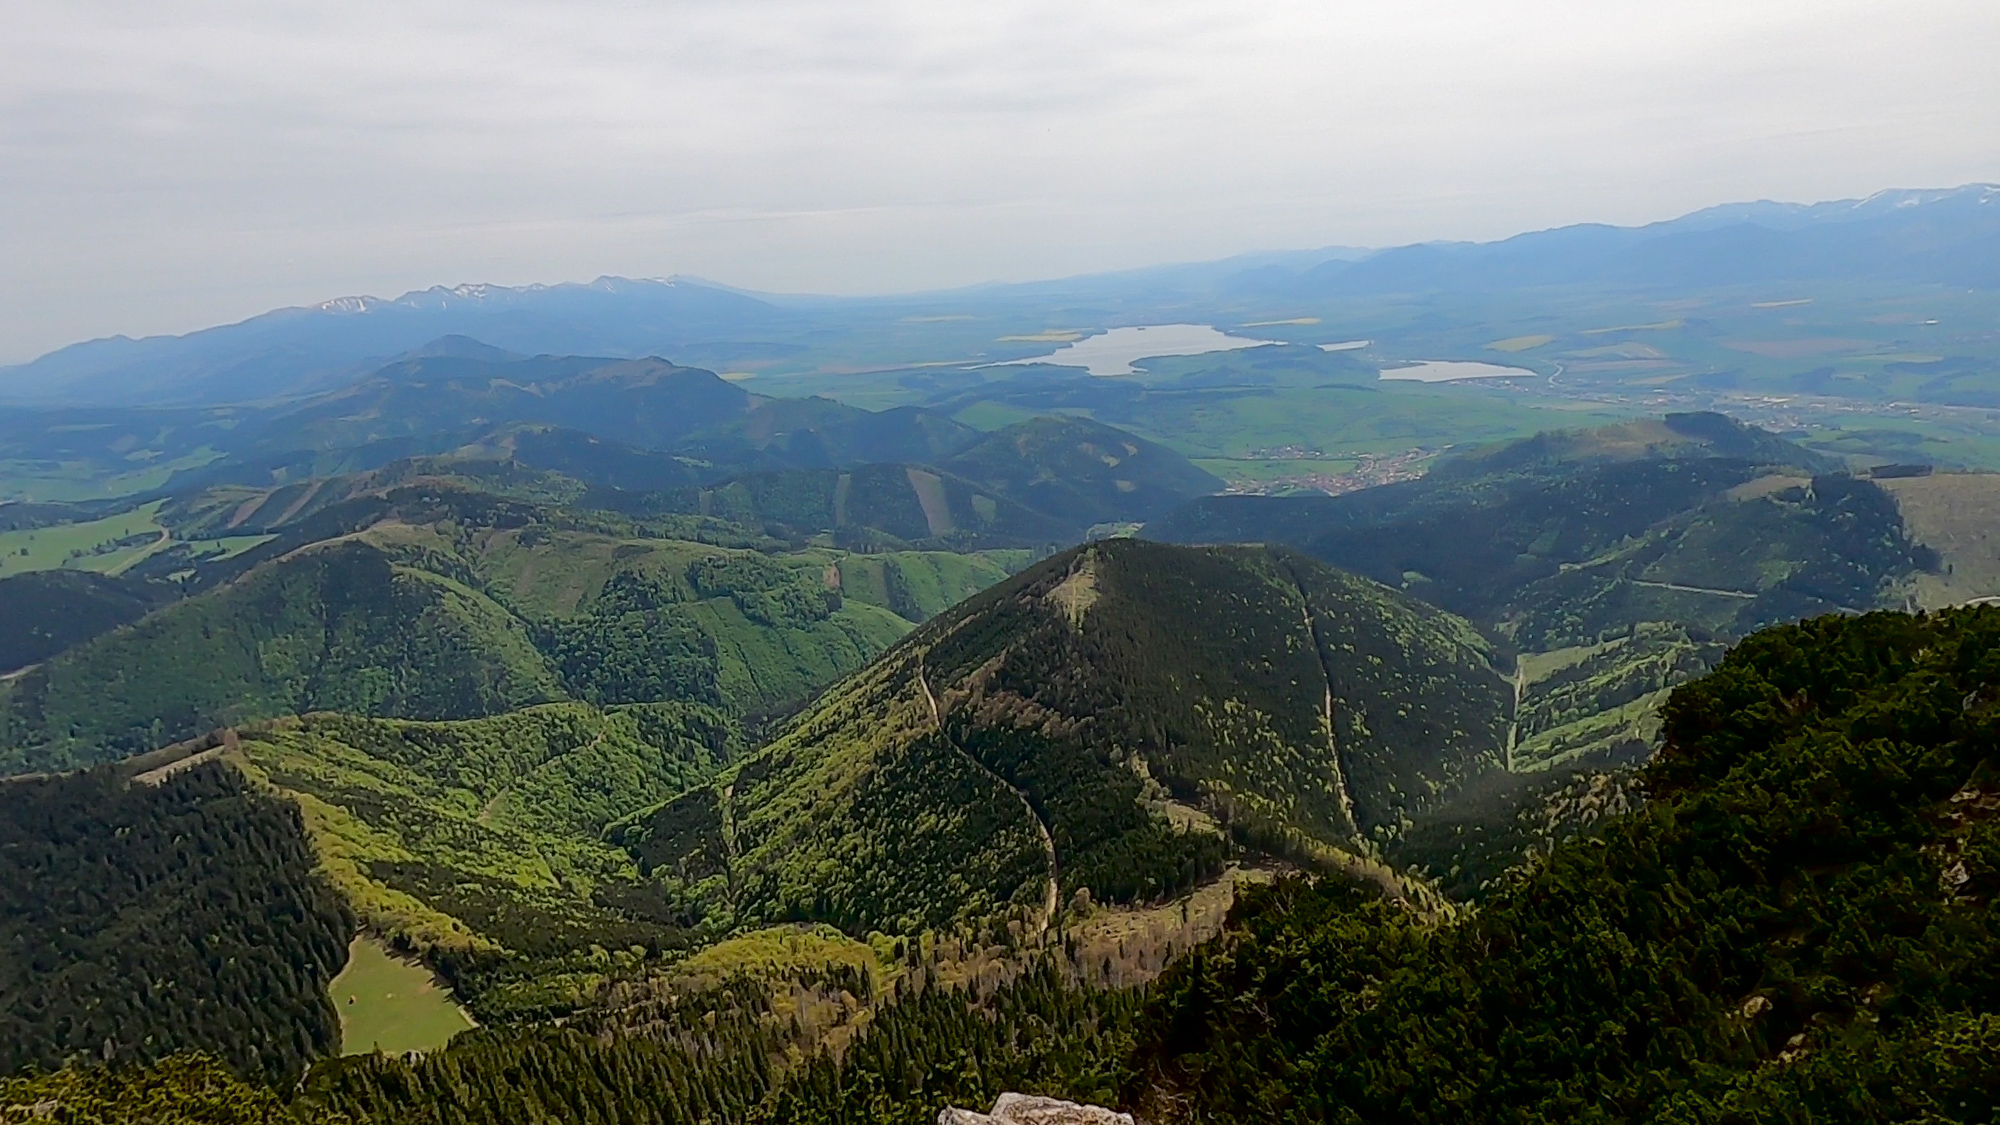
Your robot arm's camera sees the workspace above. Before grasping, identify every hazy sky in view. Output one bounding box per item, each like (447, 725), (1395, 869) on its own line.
(4, 0), (1998, 361)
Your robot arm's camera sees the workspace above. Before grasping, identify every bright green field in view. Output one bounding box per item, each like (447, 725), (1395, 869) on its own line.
(0, 501), (167, 578)
(1123, 383), (1629, 459)
(951, 401), (1051, 431)
(330, 936), (475, 1055)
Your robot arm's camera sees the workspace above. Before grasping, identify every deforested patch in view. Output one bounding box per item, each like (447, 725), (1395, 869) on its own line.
(1045, 549), (1100, 629)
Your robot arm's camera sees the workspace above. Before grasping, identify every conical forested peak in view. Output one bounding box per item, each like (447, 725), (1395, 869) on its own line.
(623, 538), (1509, 937)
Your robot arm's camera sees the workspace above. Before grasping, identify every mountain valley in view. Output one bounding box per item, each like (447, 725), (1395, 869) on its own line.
(4, 189), (2000, 1123)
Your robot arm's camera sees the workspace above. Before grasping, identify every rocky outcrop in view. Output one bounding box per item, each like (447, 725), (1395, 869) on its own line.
(939, 1092), (1136, 1125)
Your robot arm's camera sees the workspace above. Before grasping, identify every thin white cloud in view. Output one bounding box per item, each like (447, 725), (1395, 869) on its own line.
(2, 0), (1997, 359)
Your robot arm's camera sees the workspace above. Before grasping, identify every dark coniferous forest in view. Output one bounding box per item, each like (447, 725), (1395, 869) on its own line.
(0, 762), (352, 1084)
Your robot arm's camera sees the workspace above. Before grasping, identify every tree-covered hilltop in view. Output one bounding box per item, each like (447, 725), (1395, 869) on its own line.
(0, 539), (568, 774)
(1126, 606), (2000, 1123)
(0, 497), (1019, 775)
(1149, 414), (1915, 638)
(936, 415), (1223, 529)
(1152, 412), (1942, 785)
(236, 355), (764, 456)
(607, 462), (1074, 550)
(0, 762), (351, 1085)
(623, 538), (1510, 938)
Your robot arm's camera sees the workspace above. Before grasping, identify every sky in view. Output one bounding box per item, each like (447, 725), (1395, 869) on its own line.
(3, 0), (1998, 362)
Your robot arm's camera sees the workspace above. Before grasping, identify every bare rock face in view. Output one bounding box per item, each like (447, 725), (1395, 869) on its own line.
(939, 1092), (1136, 1125)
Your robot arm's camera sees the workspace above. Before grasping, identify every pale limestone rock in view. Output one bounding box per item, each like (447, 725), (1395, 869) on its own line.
(938, 1092), (1136, 1125)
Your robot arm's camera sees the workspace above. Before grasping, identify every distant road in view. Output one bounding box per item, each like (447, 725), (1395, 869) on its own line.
(1630, 579), (1757, 599)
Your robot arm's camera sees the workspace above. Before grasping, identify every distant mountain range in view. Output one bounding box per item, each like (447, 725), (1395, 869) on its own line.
(2, 280), (796, 406)
(5, 184), (1995, 407)
(1234, 184), (2000, 299)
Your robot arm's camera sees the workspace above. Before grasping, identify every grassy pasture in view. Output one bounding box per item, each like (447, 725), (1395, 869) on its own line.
(1123, 383), (1626, 459)
(1881, 471), (2000, 608)
(0, 501), (167, 578)
(330, 936), (475, 1055)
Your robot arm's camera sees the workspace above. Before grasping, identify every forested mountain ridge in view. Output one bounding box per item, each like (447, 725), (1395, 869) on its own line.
(12, 603), (2000, 1124)
(147, 409), (1213, 554)
(0, 569), (176, 673)
(1126, 605), (2000, 1123)
(938, 416), (1222, 529)
(0, 537), (565, 774)
(1147, 413), (1867, 627)
(0, 403), (1216, 777)
(1152, 413), (1943, 773)
(257, 354), (760, 454)
(601, 415), (1219, 548)
(621, 538), (1510, 937)
(0, 494), (992, 775)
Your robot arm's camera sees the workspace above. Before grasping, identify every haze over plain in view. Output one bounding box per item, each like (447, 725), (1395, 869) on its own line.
(5, 0), (1999, 362)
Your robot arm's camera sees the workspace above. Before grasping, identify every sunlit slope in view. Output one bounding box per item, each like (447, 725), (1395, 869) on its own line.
(229, 702), (733, 1018)
(620, 538), (1509, 936)
(1878, 470), (2000, 608)
(0, 503), (979, 774)
(0, 540), (565, 774)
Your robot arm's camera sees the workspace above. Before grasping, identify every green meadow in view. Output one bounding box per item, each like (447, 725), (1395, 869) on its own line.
(330, 936), (475, 1056)
(0, 501), (167, 578)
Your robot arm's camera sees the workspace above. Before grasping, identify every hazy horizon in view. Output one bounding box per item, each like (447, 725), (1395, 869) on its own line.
(6, 0), (1999, 362)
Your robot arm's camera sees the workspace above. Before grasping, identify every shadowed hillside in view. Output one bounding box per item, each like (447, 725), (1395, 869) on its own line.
(0, 570), (176, 673)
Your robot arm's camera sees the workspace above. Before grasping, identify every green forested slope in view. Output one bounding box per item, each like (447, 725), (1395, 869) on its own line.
(519, 412), (1219, 546)
(1153, 415), (1940, 786)
(0, 1055), (312, 1125)
(622, 539), (1509, 938)
(623, 462), (1073, 548)
(832, 550), (1032, 623)
(0, 498), (1012, 774)
(942, 416), (1223, 528)
(1147, 414), (1913, 635)
(0, 540), (564, 773)
(18, 605), (2000, 1125)
(1504, 473), (1936, 647)
(3, 954), (1140, 1125)
(0, 763), (351, 1084)
(294, 960), (1139, 1125)
(232, 702), (734, 1019)
(1127, 606), (2000, 1123)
